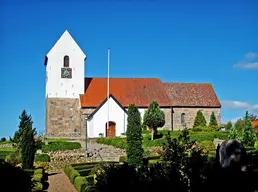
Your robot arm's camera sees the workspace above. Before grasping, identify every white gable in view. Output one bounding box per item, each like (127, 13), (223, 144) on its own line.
(45, 30), (86, 98)
(87, 96), (128, 138)
(46, 30), (86, 59)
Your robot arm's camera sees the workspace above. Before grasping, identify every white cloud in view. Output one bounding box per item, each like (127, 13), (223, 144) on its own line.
(234, 52), (258, 70)
(230, 117), (242, 124)
(221, 100), (258, 112)
(234, 62), (258, 69)
(245, 52), (258, 59)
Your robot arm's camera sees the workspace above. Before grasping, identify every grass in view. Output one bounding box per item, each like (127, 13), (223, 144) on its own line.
(41, 141), (81, 152)
(96, 130), (229, 152)
(46, 138), (72, 142)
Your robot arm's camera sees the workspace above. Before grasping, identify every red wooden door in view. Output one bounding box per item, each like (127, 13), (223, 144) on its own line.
(107, 122), (116, 137)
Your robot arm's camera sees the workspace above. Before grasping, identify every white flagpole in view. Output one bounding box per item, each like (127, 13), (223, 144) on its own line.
(107, 48), (110, 136)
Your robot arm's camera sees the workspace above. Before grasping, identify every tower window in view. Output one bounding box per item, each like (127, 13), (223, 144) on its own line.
(64, 55), (69, 67)
(181, 113), (185, 125)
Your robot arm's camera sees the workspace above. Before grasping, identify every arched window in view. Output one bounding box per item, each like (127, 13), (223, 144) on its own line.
(64, 56), (69, 67)
(181, 113), (185, 125)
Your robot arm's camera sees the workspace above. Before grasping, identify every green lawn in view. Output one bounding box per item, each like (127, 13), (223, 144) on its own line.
(96, 130), (229, 152)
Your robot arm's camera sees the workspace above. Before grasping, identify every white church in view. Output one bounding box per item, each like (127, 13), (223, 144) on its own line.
(44, 30), (221, 138)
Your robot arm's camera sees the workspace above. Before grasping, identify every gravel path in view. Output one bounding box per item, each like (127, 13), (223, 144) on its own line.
(48, 172), (77, 192)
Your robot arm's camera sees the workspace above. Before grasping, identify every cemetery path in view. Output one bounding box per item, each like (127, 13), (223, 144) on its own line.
(48, 172), (77, 192)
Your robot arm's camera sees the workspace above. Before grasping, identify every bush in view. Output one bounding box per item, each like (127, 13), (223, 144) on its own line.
(32, 173), (43, 182)
(34, 162), (50, 172)
(229, 111), (257, 147)
(69, 169), (80, 184)
(192, 126), (220, 132)
(193, 110), (207, 128)
(209, 111), (218, 127)
(254, 141), (258, 150)
(5, 153), (22, 165)
(42, 141), (81, 152)
(34, 153), (50, 162)
(74, 176), (88, 192)
(119, 156), (127, 162)
(34, 167), (44, 175)
(96, 137), (126, 149)
(199, 141), (215, 152)
(85, 175), (94, 185)
(0, 137), (6, 142)
(32, 182), (43, 192)
(64, 164), (73, 175)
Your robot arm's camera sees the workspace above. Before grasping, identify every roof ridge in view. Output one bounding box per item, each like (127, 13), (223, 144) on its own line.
(164, 82), (212, 85)
(84, 77), (162, 79)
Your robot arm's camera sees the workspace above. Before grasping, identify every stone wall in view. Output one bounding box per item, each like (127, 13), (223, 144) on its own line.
(45, 98), (82, 136)
(172, 107), (221, 130)
(160, 108), (172, 130)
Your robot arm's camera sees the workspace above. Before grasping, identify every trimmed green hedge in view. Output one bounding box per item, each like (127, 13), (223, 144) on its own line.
(31, 167), (47, 192)
(42, 141), (81, 152)
(34, 154), (50, 162)
(69, 169), (80, 184)
(74, 176), (88, 192)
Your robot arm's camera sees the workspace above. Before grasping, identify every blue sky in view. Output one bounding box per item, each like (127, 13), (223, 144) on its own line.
(1, 0), (257, 138)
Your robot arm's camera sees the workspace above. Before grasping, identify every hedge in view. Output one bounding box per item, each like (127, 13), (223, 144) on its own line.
(64, 164), (74, 176)
(34, 153), (50, 162)
(69, 169), (80, 184)
(31, 167), (47, 192)
(42, 141), (81, 152)
(74, 176), (88, 192)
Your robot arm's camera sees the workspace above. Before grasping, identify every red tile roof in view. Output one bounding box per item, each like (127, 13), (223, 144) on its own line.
(252, 120), (258, 128)
(80, 78), (172, 108)
(164, 83), (221, 107)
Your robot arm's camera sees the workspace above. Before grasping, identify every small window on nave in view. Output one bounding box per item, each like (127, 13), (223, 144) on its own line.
(181, 113), (185, 125)
(64, 55), (69, 67)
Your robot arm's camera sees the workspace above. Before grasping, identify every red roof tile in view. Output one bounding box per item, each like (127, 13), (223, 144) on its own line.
(252, 120), (258, 128)
(164, 83), (221, 107)
(80, 78), (172, 108)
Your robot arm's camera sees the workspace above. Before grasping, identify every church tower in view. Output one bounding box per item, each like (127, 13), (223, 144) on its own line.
(44, 30), (86, 136)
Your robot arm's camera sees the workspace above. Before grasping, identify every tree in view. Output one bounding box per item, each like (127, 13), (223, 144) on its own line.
(249, 113), (258, 121)
(143, 101), (165, 140)
(193, 110), (207, 128)
(209, 112), (218, 127)
(229, 111), (257, 147)
(10, 110), (42, 153)
(16, 110), (37, 169)
(241, 111), (257, 146)
(224, 121), (233, 131)
(126, 104), (144, 167)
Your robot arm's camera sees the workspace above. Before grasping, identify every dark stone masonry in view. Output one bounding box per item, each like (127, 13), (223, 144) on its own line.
(45, 98), (82, 136)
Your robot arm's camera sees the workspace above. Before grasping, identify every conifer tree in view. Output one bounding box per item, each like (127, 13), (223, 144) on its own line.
(126, 104), (143, 167)
(209, 112), (218, 127)
(16, 110), (37, 169)
(11, 110), (38, 152)
(193, 110), (207, 128)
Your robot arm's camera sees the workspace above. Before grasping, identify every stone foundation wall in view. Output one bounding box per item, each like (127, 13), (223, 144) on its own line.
(172, 107), (221, 130)
(45, 98), (82, 136)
